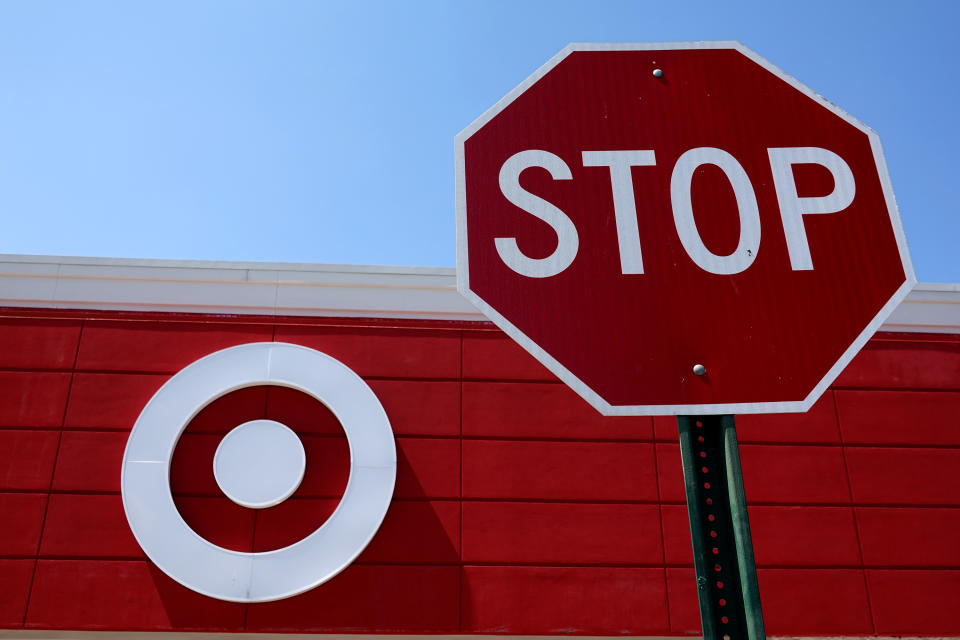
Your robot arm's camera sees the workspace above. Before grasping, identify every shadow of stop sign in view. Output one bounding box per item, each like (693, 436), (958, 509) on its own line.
(456, 43), (915, 415)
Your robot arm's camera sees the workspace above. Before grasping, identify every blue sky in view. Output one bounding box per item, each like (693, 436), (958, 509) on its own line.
(1, 1), (957, 282)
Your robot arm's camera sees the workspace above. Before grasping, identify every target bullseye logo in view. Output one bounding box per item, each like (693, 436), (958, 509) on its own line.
(120, 342), (397, 603)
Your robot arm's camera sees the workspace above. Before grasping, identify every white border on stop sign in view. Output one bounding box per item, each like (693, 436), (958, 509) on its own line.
(454, 41), (916, 416)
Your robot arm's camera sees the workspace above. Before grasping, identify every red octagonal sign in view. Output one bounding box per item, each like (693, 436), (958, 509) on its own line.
(456, 42), (915, 415)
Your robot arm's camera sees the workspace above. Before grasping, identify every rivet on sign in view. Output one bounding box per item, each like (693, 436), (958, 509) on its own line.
(652, 68), (663, 78)
(693, 363), (706, 376)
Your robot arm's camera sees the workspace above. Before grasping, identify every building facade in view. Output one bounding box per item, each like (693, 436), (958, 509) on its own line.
(1, 254), (959, 637)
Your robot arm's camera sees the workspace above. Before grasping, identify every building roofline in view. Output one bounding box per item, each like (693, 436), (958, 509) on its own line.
(1, 253), (958, 332)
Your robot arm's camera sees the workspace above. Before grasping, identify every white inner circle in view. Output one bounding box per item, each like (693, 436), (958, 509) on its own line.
(213, 419), (306, 509)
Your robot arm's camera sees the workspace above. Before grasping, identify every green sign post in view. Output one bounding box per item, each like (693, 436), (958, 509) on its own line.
(678, 415), (765, 640)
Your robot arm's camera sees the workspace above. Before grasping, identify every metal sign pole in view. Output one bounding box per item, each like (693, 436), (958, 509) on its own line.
(677, 415), (766, 640)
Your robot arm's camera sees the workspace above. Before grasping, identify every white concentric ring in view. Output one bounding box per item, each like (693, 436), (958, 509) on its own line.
(120, 342), (397, 603)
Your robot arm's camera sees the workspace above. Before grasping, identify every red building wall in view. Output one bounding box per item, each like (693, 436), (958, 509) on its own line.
(1, 309), (959, 636)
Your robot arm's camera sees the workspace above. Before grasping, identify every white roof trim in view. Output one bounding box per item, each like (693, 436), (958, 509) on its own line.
(0, 253), (480, 321)
(880, 281), (960, 334)
(0, 253), (957, 332)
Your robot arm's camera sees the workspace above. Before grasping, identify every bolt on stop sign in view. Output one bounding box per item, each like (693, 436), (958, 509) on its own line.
(456, 42), (915, 415)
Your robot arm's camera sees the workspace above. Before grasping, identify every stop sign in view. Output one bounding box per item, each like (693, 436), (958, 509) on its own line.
(456, 42), (915, 415)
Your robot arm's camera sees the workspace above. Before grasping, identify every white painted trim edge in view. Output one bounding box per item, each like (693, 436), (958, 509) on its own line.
(0, 253), (956, 333)
(0, 253), (479, 321)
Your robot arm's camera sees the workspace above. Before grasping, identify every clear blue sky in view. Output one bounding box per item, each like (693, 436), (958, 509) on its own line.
(1, 1), (957, 282)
